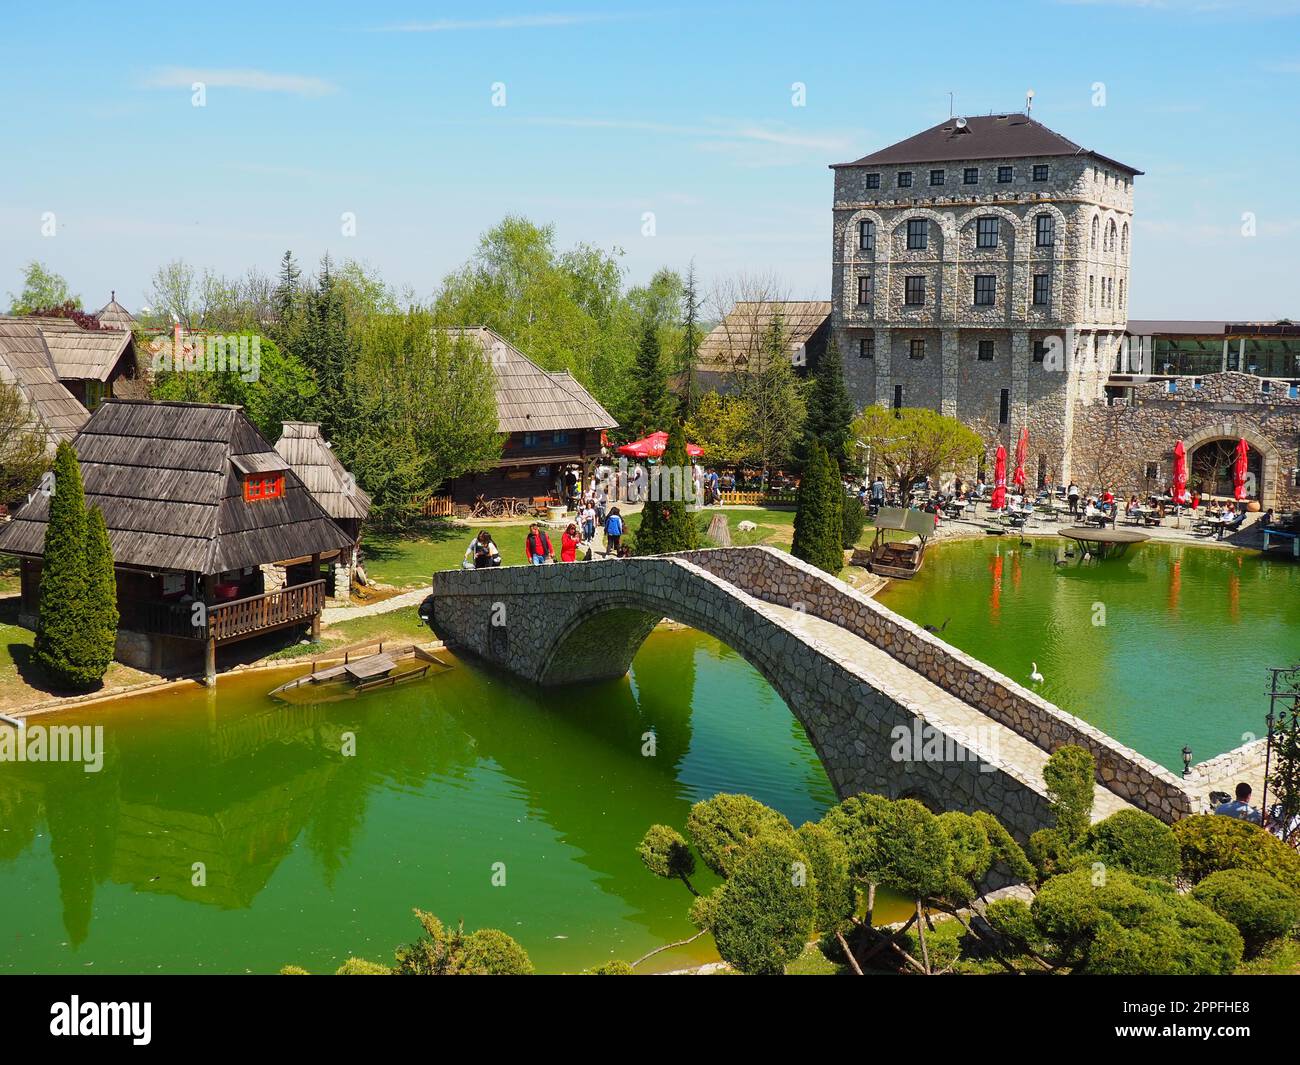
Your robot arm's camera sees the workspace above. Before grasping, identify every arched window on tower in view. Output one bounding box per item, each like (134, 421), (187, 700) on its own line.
(1091, 215), (1099, 251)
(1121, 222), (1129, 255)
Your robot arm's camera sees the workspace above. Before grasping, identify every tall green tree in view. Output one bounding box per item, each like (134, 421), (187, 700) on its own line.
(800, 338), (855, 470)
(294, 256), (357, 442)
(8, 261), (78, 314)
(83, 505), (119, 682)
(632, 421), (700, 555)
(852, 405), (982, 498)
(274, 250), (301, 325)
(677, 262), (704, 418)
(790, 439), (842, 574)
(33, 443), (113, 690)
(791, 440), (844, 575)
(738, 313), (806, 482)
(626, 318), (675, 441)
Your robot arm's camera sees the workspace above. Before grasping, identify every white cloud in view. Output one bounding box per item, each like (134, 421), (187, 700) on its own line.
(143, 67), (336, 97)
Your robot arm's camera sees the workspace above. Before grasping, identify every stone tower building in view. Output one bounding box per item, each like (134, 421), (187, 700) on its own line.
(830, 113), (1140, 486)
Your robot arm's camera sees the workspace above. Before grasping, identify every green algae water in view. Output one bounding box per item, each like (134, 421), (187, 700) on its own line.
(0, 628), (882, 975)
(876, 538), (1300, 774)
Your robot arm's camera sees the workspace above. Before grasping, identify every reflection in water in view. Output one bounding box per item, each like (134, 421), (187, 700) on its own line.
(879, 537), (1300, 773)
(0, 628), (852, 974)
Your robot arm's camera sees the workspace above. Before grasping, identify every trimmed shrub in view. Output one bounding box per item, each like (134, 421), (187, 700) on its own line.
(1031, 868), (1242, 975)
(710, 832), (816, 975)
(1083, 809), (1180, 881)
(973, 811), (1035, 884)
(841, 495), (867, 550)
(936, 811), (993, 904)
(686, 793), (793, 877)
(820, 793), (894, 881)
(335, 957), (391, 975)
(458, 929), (535, 975)
(638, 824), (696, 884)
(870, 798), (953, 902)
(1174, 815), (1300, 894)
(1042, 745), (1096, 844)
(1191, 869), (1300, 957)
(584, 960), (635, 975)
(796, 821), (855, 933)
(391, 910), (533, 975)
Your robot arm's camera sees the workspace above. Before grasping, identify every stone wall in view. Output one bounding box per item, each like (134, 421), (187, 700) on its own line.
(430, 547), (1195, 828)
(1072, 371), (1300, 507)
(429, 554), (1067, 838)
(680, 547), (1193, 823)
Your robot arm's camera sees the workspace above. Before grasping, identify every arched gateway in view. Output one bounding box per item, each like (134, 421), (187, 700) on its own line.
(1182, 423), (1281, 508)
(428, 547), (1195, 836)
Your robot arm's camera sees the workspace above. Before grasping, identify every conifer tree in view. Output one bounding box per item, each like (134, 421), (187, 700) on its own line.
(33, 443), (95, 688)
(791, 440), (845, 575)
(633, 421), (701, 555)
(800, 338), (855, 470)
(83, 505), (119, 682)
(628, 317), (674, 441)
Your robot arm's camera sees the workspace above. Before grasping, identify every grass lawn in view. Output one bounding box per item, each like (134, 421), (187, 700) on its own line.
(362, 507), (802, 590)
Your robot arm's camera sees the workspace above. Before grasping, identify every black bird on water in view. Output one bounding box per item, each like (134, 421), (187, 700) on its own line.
(922, 617), (950, 635)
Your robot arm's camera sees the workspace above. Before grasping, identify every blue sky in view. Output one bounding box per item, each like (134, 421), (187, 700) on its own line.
(1, 0), (1297, 319)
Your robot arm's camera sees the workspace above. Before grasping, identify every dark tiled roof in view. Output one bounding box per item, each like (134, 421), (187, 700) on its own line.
(832, 114), (1142, 175)
(0, 400), (354, 574)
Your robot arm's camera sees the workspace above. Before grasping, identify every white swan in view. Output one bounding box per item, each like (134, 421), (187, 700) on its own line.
(1030, 662), (1044, 684)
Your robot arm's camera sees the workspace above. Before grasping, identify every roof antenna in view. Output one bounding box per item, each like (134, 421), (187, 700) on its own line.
(948, 91), (954, 118)
(1026, 88), (1035, 115)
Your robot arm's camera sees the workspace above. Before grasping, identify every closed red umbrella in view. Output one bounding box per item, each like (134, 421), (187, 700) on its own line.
(1171, 440), (1189, 505)
(990, 445), (1007, 510)
(616, 431), (703, 459)
(1233, 438), (1249, 501)
(1012, 427), (1028, 491)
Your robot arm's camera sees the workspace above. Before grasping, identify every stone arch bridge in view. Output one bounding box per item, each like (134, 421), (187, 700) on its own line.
(428, 547), (1195, 837)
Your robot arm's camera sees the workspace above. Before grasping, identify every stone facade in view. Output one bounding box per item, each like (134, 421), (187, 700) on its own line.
(1073, 371), (1300, 509)
(430, 546), (1198, 832)
(831, 119), (1136, 485)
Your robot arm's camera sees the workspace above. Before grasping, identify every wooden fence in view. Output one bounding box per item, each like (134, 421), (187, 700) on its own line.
(209, 580), (325, 642)
(420, 495), (454, 518)
(718, 489), (799, 506)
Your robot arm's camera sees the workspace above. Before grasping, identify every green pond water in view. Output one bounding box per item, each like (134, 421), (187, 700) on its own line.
(0, 628), (897, 975)
(877, 537), (1300, 774)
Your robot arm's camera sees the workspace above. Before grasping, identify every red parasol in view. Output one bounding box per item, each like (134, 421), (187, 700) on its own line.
(616, 431), (703, 459)
(990, 445), (1008, 510)
(1233, 438), (1249, 501)
(1012, 427), (1028, 491)
(1171, 440), (1189, 505)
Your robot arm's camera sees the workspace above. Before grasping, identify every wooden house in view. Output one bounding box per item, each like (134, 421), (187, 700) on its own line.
(0, 319), (90, 448)
(0, 311), (140, 411)
(0, 399), (354, 681)
(274, 421), (371, 594)
(440, 327), (617, 506)
(691, 300), (831, 394)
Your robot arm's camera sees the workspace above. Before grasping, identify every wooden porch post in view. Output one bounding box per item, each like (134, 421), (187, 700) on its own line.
(204, 637), (217, 686)
(310, 553), (321, 642)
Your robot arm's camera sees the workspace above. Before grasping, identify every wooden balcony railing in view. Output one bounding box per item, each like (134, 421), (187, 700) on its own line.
(208, 580), (326, 642)
(120, 580), (327, 642)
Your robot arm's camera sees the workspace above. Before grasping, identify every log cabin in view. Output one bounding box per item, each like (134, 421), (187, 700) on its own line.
(0, 399), (354, 682)
(439, 327), (617, 508)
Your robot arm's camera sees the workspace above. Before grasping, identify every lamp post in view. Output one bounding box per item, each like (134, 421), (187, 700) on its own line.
(1182, 745), (1193, 777)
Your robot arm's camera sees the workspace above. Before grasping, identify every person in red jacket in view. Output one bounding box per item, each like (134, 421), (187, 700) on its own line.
(525, 523), (554, 564)
(560, 522), (581, 562)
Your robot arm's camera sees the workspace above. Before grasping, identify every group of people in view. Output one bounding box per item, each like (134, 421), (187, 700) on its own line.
(462, 508), (628, 571)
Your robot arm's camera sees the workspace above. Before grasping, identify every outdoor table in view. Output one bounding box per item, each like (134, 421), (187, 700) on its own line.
(1262, 528), (1300, 557)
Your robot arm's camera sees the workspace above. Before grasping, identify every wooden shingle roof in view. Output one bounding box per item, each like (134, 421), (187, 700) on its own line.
(445, 327), (617, 433)
(696, 301), (831, 374)
(274, 422), (372, 523)
(9, 315), (135, 382)
(95, 292), (138, 332)
(0, 400), (354, 574)
(0, 320), (89, 443)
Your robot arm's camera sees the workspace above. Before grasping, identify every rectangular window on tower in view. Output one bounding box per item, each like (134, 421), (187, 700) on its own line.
(857, 275), (872, 305)
(973, 275), (996, 306)
(904, 276), (926, 305)
(859, 336), (874, 359)
(977, 340), (995, 361)
(976, 217), (999, 248)
(998, 389), (1010, 425)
